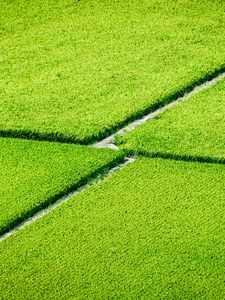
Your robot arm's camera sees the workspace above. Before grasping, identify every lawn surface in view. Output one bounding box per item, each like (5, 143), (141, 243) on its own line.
(1, 0), (225, 143)
(0, 138), (124, 235)
(1, 158), (225, 299)
(118, 78), (225, 163)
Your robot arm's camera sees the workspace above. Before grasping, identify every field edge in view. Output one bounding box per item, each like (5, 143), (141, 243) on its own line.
(1, 65), (225, 145)
(0, 151), (125, 237)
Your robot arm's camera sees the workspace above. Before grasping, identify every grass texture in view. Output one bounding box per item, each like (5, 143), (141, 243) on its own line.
(0, 138), (124, 235)
(0, 158), (225, 299)
(1, 0), (225, 143)
(118, 78), (225, 163)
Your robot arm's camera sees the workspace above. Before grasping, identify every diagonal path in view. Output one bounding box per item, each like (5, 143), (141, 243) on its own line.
(0, 157), (135, 243)
(1, 70), (224, 242)
(93, 71), (225, 149)
(1, 157), (224, 299)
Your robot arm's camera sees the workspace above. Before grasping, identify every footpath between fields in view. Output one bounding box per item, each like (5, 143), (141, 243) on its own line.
(1, 70), (225, 242)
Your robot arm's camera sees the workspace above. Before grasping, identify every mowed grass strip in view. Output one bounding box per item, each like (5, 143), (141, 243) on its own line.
(118, 77), (225, 163)
(0, 138), (124, 235)
(1, 0), (225, 143)
(1, 158), (225, 299)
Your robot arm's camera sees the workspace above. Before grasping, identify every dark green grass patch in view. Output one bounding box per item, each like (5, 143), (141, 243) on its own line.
(0, 158), (225, 299)
(118, 78), (225, 163)
(1, 0), (225, 143)
(0, 138), (124, 235)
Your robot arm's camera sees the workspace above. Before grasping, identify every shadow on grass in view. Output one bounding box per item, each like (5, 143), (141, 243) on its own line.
(124, 149), (225, 165)
(1, 65), (225, 145)
(0, 154), (125, 237)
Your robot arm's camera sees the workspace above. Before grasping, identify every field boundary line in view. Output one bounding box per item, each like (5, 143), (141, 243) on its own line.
(1, 67), (225, 146)
(93, 71), (225, 149)
(0, 154), (125, 237)
(122, 150), (225, 165)
(1, 69), (225, 241)
(0, 157), (135, 243)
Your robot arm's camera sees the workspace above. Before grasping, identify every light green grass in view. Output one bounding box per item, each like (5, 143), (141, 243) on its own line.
(1, 158), (225, 299)
(118, 78), (225, 163)
(1, 0), (225, 143)
(0, 138), (124, 235)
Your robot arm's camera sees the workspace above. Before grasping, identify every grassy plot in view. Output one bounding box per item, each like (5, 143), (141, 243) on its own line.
(118, 78), (225, 163)
(1, 0), (225, 143)
(1, 158), (225, 299)
(0, 138), (124, 235)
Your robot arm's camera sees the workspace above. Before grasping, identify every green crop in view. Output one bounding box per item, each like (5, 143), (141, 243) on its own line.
(0, 158), (224, 299)
(0, 138), (124, 235)
(118, 78), (225, 163)
(1, 0), (225, 143)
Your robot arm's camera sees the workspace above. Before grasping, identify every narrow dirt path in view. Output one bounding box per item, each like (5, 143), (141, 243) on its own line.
(0, 157), (135, 242)
(93, 72), (225, 149)
(1, 71), (225, 242)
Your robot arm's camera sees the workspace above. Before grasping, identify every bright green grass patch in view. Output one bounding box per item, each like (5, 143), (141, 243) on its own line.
(1, 158), (225, 299)
(118, 78), (225, 163)
(0, 138), (124, 235)
(1, 0), (225, 143)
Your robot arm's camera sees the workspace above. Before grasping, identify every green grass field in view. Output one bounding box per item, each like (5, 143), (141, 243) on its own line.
(1, 0), (225, 298)
(0, 158), (225, 299)
(118, 78), (225, 163)
(1, 0), (225, 143)
(0, 138), (124, 235)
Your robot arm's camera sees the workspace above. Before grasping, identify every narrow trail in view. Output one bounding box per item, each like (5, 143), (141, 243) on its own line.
(1, 69), (225, 146)
(1, 70), (225, 242)
(0, 157), (135, 243)
(92, 71), (225, 149)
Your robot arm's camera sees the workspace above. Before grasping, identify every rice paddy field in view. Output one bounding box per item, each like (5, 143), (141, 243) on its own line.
(1, 159), (225, 299)
(118, 77), (225, 163)
(0, 138), (124, 235)
(0, 0), (225, 299)
(1, 0), (225, 143)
